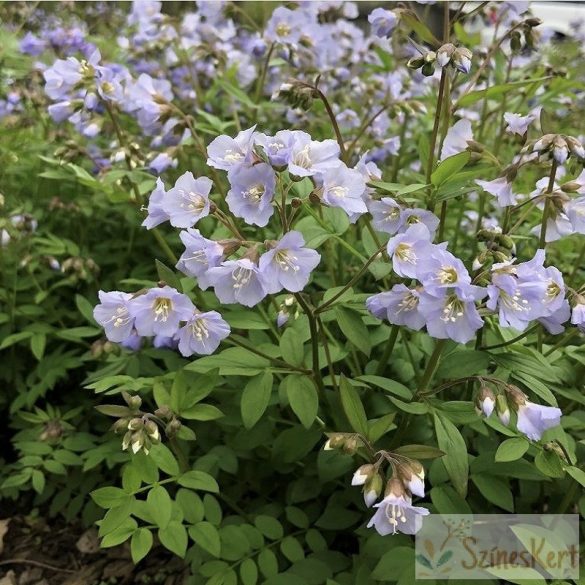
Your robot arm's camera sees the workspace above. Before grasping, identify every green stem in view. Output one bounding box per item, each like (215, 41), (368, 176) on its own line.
(426, 68), (448, 210)
(544, 328), (579, 357)
(255, 42), (275, 103)
(480, 324), (539, 350)
(294, 293), (324, 393)
(315, 244), (385, 314)
(538, 160), (558, 249)
(227, 336), (310, 374)
(375, 324), (400, 376)
(417, 339), (447, 394)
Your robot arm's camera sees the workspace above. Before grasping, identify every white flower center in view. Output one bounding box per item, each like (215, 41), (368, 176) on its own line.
(232, 266), (252, 288)
(275, 250), (299, 272)
(179, 190), (206, 212)
(395, 243), (417, 264)
(397, 293), (418, 313)
(437, 266), (458, 285)
(384, 502), (407, 534)
(330, 186), (348, 198)
(153, 297), (172, 322)
(108, 306), (131, 328)
(243, 184), (265, 203)
(441, 296), (465, 323)
(190, 318), (209, 341)
(224, 150), (243, 164)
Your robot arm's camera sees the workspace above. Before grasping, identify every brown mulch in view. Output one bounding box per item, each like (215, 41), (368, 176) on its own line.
(0, 515), (188, 585)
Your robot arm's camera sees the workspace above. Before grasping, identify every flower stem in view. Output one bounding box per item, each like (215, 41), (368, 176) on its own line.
(417, 339), (447, 394)
(426, 68), (448, 211)
(375, 324), (400, 376)
(315, 243), (385, 314)
(294, 293), (324, 393)
(538, 160), (558, 249)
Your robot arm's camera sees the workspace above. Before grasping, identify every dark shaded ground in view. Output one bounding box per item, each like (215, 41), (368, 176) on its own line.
(0, 515), (186, 585)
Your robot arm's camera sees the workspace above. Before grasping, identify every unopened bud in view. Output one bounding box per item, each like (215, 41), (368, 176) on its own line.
(324, 433), (345, 450)
(128, 417), (144, 431)
(421, 61), (435, 77)
(291, 197), (302, 208)
(436, 43), (456, 67)
(385, 477), (406, 498)
(505, 385), (527, 407)
(525, 17), (542, 27)
(496, 394), (510, 426)
(407, 57), (425, 70)
(476, 387), (496, 417)
(561, 181), (582, 193)
(352, 464), (374, 486)
(363, 473), (383, 507)
(466, 140), (484, 153)
(343, 436), (359, 455)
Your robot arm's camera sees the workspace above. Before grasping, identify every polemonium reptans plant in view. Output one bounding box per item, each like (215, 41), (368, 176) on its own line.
(6, 0), (585, 577)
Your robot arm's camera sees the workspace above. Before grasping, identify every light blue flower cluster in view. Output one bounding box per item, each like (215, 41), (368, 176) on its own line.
(93, 287), (229, 358)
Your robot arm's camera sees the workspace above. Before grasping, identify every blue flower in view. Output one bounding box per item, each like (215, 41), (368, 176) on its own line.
(516, 400), (562, 441)
(387, 223), (433, 278)
(476, 177), (518, 208)
(207, 259), (267, 307)
(129, 286), (195, 338)
(288, 132), (341, 178)
(366, 285), (426, 331)
(368, 8), (397, 38)
(207, 126), (257, 171)
(226, 163), (276, 227)
(259, 231), (321, 293)
(416, 247), (472, 296)
(319, 164), (367, 219)
(419, 285), (486, 344)
(93, 290), (135, 343)
(162, 172), (213, 228)
(177, 310), (230, 356)
(176, 229), (224, 289)
(255, 130), (295, 168)
(142, 178), (170, 229)
(367, 197), (403, 234)
(367, 480), (429, 536)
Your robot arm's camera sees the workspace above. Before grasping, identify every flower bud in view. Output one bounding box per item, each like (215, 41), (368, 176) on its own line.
(552, 135), (569, 164)
(452, 47), (472, 74)
(506, 384), (528, 408)
(113, 418), (129, 434)
(466, 140), (484, 153)
(496, 394), (510, 426)
(421, 61), (435, 77)
(476, 387), (496, 417)
(154, 405), (172, 419)
(524, 17), (542, 27)
(384, 477), (407, 498)
(324, 433), (345, 450)
(543, 442), (567, 462)
(436, 43), (456, 67)
(510, 31), (522, 52)
(128, 417), (144, 431)
(561, 181), (582, 193)
(352, 464), (375, 486)
(364, 473), (383, 507)
(566, 136), (585, 159)
(144, 420), (160, 441)
(123, 392), (142, 410)
(407, 57), (425, 70)
(291, 197), (302, 208)
(343, 436), (359, 455)
(397, 460), (425, 497)
(533, 134), (554, 152)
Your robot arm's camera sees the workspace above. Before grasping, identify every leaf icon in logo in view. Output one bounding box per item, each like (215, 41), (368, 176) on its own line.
(416, 554), (434, 570)
(424, 539), (435, 559)
(437, 550), (453, 567)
